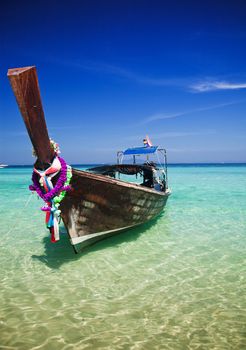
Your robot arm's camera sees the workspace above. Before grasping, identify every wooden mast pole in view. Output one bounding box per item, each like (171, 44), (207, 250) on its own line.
(7, 66), (54, 168)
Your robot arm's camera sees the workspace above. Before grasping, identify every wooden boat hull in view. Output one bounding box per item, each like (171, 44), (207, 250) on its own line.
(7, 66), (171, 252)
(60, 169), (170, 250)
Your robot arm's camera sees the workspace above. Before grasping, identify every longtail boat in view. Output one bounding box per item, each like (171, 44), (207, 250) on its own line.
(7, 66), (171, 253)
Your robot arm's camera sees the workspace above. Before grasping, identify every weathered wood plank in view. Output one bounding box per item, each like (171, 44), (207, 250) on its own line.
(7, 66), (54, 167)
(60, 168), (170, 245)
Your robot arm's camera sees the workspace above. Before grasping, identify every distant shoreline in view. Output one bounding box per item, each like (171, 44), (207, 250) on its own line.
(4, 162), (246, 168)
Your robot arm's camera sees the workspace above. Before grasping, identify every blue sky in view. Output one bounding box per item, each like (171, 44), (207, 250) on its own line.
(1, 0), (246, 164)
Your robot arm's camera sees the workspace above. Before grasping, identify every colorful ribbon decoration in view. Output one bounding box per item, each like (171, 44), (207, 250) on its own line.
(34, 156), (61, 192)
(29, 155), (72, 243)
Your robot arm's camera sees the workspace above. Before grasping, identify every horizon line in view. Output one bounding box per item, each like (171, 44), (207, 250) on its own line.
(4, 161), (246, 167)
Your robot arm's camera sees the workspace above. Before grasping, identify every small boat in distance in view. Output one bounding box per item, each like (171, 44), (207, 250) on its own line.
(0, 164), (8, 168)
(7, 66), (171, 253)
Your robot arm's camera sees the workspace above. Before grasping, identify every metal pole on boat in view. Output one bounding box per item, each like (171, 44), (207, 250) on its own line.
(164, 149), (168, 189)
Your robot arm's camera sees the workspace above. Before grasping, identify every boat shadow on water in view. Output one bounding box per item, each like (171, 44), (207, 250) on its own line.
(31, 216), (162, 269)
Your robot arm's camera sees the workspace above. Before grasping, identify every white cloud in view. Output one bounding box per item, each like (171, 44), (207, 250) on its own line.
(124, 130), (216, 142)
(154, 130), (216, 138)
(142, 100), (244, 124)
(190, 81), (246, 92)
(143, 112), (184, 123)
(42, 56), (188, 87)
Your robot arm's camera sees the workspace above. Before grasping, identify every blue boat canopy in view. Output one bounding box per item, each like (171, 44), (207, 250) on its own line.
(123, 146), (158, 155)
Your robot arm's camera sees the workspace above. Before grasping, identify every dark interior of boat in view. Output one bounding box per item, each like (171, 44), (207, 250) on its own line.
(88, 163), (164, 190)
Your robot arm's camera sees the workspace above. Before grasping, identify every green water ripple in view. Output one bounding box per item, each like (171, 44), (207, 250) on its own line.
(0, 165), (245, 349)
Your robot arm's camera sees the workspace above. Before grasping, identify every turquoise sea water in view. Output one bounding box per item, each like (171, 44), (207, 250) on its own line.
(0, 164), (245, 349)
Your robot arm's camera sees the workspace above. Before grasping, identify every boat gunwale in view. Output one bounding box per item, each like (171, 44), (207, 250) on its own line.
(72, 168), (171, 196)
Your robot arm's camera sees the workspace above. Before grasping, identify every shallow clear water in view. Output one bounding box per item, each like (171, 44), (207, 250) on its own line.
(0, 165), (245, 349)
